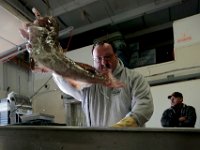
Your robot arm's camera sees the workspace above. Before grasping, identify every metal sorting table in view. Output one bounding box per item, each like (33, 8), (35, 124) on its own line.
(0, 126), (200, 150)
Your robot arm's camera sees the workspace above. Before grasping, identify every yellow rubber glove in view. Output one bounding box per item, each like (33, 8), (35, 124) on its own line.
(111, 116), (138, 128)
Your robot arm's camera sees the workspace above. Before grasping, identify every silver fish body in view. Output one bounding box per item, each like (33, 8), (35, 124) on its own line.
(28, 16), (109, 84)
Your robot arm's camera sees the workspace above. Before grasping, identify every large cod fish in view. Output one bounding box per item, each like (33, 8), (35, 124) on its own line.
(19, 8), (124, 88)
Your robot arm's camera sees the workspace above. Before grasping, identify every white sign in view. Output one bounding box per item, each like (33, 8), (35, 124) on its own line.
(173, 13), (200, 48)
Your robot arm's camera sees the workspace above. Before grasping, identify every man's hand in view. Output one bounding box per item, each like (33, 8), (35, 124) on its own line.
(179, 116), (187, 122)
(111, 116), (138, 128)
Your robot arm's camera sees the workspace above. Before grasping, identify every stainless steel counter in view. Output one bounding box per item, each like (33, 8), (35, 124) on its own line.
(0, 126), (200, 150)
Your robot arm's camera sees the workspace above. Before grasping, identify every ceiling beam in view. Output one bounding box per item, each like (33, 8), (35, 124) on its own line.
(0, 0), (30, 21)
(59, 0), (182, 38)
(2, 0), (33, 21)
(52, 0), (99, 16)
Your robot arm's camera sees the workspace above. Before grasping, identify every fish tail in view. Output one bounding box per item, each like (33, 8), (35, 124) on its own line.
(106, 71), (125, 88)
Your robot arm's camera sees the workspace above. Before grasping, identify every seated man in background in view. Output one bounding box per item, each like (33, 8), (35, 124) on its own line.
(161, 92), (196, 127)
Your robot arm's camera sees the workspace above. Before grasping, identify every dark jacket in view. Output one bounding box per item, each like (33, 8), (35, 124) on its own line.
(161, 103), (196, 127)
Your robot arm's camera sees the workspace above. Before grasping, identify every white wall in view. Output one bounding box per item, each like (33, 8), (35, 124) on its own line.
(31, 73), (65, 123)
(0, 63), (6, 99)
(0, 63), (3, 91)
(66, 45), (93, 65)
(31, 87), (65, 123)
(0, 62), (33, 98)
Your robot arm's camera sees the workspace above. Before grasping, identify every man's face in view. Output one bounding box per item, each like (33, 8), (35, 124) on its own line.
(92, 43), (118, 72)
(170, 96), (183, 107)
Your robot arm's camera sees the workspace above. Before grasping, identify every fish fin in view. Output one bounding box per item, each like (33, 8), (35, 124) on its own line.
(19, 22), (33, 41)
(19, 28), (29, 41)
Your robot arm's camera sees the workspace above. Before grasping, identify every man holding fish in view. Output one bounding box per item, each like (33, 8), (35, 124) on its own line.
(53, 41), (154, 127)
(20, 8), (154, 127)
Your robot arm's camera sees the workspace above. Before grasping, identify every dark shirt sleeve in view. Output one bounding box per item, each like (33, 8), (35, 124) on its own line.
(179, 106), (196, 127)
(161, 109), (178, 127)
